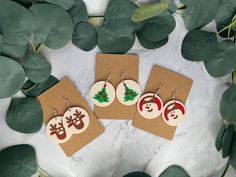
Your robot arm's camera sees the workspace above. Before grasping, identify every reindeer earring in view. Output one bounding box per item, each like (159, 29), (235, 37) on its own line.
(46, 107), (72, 144)
(137, 83), (163, 119)
(162, 89), (186, 126)
(116, 73), (141, 105)
(90, 73), (115, 107)
(62, 97), (90, 134)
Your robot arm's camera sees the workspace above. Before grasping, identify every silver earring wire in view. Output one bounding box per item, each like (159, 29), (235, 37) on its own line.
(172, 88), (177, 102)
(155, 82), (163, 95)
(50, 105), (58, 116)
(121, 73), (125, 81)
(63, 96), (71, 110)
(106, 73), (111, 82)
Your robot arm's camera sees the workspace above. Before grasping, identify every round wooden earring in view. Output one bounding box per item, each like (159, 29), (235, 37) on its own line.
(63, 106), (90, 134)
(137, 92), (163, 119)
(116, 74), (141, 105)
(90, 74), (115, 107)
(162, 91), (186, 126)
(46, 113), (72, 144)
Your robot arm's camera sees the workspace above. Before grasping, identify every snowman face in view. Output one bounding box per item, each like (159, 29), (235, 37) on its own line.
(162, 100), (186, 126)
(137, 93), (163, 119)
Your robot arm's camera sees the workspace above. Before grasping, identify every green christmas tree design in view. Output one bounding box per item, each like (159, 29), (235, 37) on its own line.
(93, 84), (109, 103)
(123, 83), (138, 102)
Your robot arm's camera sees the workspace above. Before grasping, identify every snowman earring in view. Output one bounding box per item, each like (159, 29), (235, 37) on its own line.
(46, 107), (72, 144)
(62, 97), (90, 134)
(162, 89), (186, 126)
(137, 83), (163, 119)
(90, 74), (115, 107)
(116, 73), (141, 105)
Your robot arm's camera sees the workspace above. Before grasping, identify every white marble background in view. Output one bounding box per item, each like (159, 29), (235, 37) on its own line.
(0, 0), (235, 177)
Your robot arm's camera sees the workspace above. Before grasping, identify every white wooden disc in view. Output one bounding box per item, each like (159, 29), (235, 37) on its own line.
(90, 81), (115, 107)
(162, 100), (186, 126)
(46, 116), (72, 144)
(116, 80), (141, 105)
(63, 107), (90, 134)
(137, 93), (163, 119)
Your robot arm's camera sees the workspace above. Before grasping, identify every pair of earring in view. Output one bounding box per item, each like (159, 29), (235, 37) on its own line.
(137, 84), (186, 126)
(46, 98), (90, 144)
(90, 73), (142, 107)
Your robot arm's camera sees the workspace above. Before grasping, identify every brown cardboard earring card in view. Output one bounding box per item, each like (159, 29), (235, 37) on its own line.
(94, 54), (139, 119)
(38, 77), (105, 156)
(132, 65), (193, 140)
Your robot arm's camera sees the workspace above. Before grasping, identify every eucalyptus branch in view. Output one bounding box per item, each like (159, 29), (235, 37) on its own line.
(221, 161), (230, 177)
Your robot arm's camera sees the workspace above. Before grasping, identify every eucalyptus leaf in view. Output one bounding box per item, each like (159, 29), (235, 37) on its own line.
(220, 84), (236, 124)
(2, 42), (28, 58)
(204, 40), (236, 77)
(0, 35), (3, 53)
(38, 0), (75, 10)
(124, 172), (151, 177)
(30, 4), (73, 49)
(6, 97), (43, 134)
(215, 124), (226, 151)
(21, 75), (59, 97)
(72, 22), (97, 51)
(97, 25), (135, 54)
(12, 0), (32, 7)
(68, 0), (88, 24)
(222, 125), (234, 158)
(132, 0), (169, 22)
(140, 10), (176, 42)
(159, 165), (190, 177)
(181, 30), (218, 61)
(0, 0), (34, 45)
(22, 52), (52, 83)
(0, 56), (25, 98)
(137, 32), (168, 49)
(0, 144), (37, 177)
(229, 133), (236, 169)
(182, 0), (220, 30)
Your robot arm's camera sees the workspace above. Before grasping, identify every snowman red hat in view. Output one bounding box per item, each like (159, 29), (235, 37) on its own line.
(139, 95), (162, 111)
(163, 102), (185, 121)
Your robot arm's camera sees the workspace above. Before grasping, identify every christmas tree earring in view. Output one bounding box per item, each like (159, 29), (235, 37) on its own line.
(162, 89), (186, 126)
(46, 107), (72, 144)
(137, 83), (163, 119)
(90, 73), (115, 107)
(62, 97), (90, 134)
(116, 73), (141, 105)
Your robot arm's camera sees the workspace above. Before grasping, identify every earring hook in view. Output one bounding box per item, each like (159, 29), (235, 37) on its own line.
(106, 73), (111, 82)
(172, 88), (177, 102)
(155, 82), (163, 95)
(63, 96), (71, 110)
(50, 105), (58, 116)
(121, 73), (125, 81)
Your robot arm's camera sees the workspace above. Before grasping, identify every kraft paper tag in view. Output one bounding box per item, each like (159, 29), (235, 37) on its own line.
(94, 54), (139, 119)
(38, 77), (105, 156)
(132, 65), (193, 140)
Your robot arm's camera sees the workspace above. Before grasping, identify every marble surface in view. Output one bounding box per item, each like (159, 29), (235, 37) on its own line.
(0, 1), (235, 177)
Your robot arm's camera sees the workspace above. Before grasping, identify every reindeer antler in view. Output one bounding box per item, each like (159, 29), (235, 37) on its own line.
(50, 124), (58, 135)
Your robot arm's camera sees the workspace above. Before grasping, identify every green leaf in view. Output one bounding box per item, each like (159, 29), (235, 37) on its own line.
(181, 30), (218, 61)
(215, 124), (226, 151)
(38, 0), (75, 10)
(182, 0), (220, 30)
(21, 75), (59, 97)
(139, 10), (176, 42)
(30, 4), (73, 49)
(204, 40), (236, 77)
(159, 165), (190, 177)
(12, 0), (32, 8)
(220, 84), (236, 124)
(0, 56), (25, 98)
(97, 25), (135, 54)
(6, 97), (43, 134)
(124, 172), (151, 177)
(72, 22), (97, 51)
(229, 132), (236, 170)
(0, 144), (37, 177)
(215, 0), (236, 38)
(22, 52), (52, 83)
(137, 32), (168, 49)
(132, 0), (169, 22)
(1, 42), (28, 59)
(222, 125), (234, 158)
(68, 0), (88, 24)
(0, 0), (34, 45)
(0, 35), (3, 53)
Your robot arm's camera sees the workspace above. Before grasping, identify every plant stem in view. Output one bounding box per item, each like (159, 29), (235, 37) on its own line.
(36, 43), (44, 53)
(221, 162), (230, 177)
(29, 40), (36, 53)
